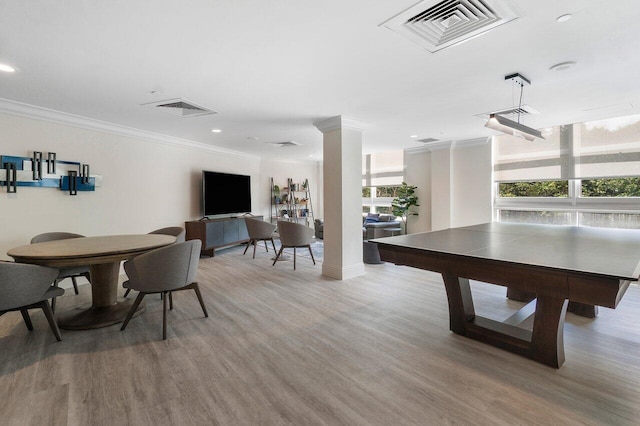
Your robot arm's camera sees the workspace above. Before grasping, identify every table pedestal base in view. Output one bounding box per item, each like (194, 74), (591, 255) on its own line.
(58, 299), (145, 330)
(58, 261), (146, 330)
(444, 274), (568, 368)
(506, 287), (598, 318)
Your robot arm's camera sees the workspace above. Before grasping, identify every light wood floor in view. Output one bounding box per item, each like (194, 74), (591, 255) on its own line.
(1, 244), (639, 425)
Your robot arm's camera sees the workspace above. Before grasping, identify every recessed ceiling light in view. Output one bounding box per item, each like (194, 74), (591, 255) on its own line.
(211, 129), (222, 133)
(556, 14), (572, 23)
(550, 61), (576, 71)
(308, 154), (314, 157)
(410, 134), (418, 138)
(0, 63), (17, 73)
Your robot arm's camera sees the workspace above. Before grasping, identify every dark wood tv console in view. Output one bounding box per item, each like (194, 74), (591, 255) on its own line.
(185, 216), (262, 257)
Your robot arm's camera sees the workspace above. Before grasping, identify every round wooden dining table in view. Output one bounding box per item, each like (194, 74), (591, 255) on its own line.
(8, 234), (176, 330)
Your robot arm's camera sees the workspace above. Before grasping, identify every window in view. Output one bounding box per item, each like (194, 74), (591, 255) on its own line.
(362, 185), (400, 214)
(376, 206), (393, 215)
(581, 177), (640, 197)
(496, 210), (573, 225)
(579, 212), (640, 229)
(362, 150), (404, 215)
(376, 186), (400, 198)
(494, 113), (640, 229)
(498, 181), (568, 198)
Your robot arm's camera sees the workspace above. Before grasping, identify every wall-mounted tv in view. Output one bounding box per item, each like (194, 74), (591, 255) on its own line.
(202, 170), (251, 217)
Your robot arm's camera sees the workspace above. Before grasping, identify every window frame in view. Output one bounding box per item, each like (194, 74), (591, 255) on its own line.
(494, 179), (640, 227)
(493, 113), (640, 228)
(362, 185), (397, 214)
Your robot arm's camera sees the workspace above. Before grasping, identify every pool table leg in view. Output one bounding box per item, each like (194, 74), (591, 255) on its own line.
(532, 296), (569, 368)
(443, 275), (569, 368)
(507, 287), (597, 318)
(442, 274), (475, 334)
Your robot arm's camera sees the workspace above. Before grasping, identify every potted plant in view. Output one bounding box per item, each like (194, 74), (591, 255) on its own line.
(391, 182), (419, 234)
(273, 184), (281, 204)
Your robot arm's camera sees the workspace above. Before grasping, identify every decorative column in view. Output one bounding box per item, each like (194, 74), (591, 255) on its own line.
(428, 141), (454, 231)
(314, 116), (367, 280)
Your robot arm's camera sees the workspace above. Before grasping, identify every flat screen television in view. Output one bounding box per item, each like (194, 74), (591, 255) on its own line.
(202, 171), (251, 217)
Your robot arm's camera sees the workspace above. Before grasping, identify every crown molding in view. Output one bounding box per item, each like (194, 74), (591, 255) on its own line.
(404, 145), (432, 155)
(0, 98), (260, 160)
(452, 137), (491, 149)
(421, 140), (454, 151)
(409, 137), (489, 153)
(265, 157), (321, 166)
(313, 115), (368, 133)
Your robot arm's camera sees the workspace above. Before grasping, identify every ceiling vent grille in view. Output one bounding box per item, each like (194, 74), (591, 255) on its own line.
(381, 0), (519, 53)
(417, 137), (440, 143)
(142, 98), (217, 118)
(265, 141), (301, 147)
(475, 104), (540, 120)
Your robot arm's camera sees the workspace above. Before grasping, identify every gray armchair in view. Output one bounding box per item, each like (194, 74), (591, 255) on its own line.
(120, 240), (208, 340)
(273, 221), (316, 270)
(0, 262), (63, 341)
(243, 218), (277, 258)
(124, 226), (185, 298)
(148, 226), (186, 242)
(31, 232), (90, 311)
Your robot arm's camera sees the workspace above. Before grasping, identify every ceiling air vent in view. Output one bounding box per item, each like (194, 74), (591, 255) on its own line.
(142, 98), (217, 118)
(417, 137), (440, 143)
(475, 104), (540, 120)
(265, 141), (301, 147)
(381, 0), (519, 53)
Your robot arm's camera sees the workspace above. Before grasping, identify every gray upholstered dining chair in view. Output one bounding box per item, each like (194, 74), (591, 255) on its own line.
(272, 221), (316, 270)
(148, 226), (186, 242)
(243, 217), (277, 259)
(0, 261), (64, 341)
(31, 232), (90, 311)
(123, 226), (185, 298)
(120, 240), (208, 340)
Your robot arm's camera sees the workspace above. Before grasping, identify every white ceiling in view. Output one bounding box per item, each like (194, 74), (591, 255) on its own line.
(1, 0), (639, 161)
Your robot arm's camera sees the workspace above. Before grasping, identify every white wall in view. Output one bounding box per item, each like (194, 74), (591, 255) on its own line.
(404, 140), (492, 233)
(430, 146), (453, 231)
(451, 140), (492, 227)
(1, 112), (320, 260)
(259, 159), (321, 223)
(404, 149), (431, 233)
(315, 161), (323, 220)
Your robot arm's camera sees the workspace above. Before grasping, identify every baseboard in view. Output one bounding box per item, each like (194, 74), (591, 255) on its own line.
(322, 262), (365, 280)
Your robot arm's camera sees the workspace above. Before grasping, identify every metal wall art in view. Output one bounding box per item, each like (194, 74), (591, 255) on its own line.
(0, 151), (101, 195)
